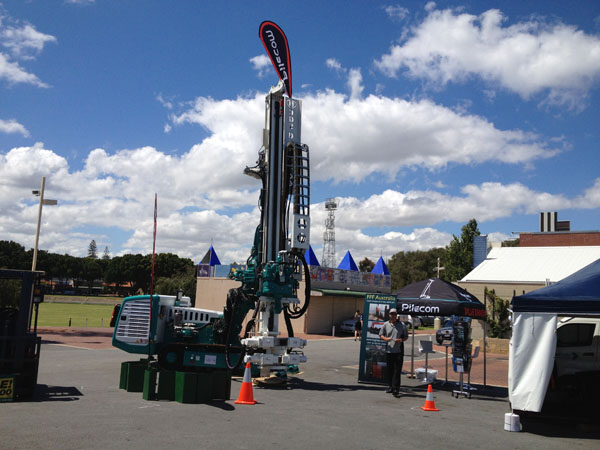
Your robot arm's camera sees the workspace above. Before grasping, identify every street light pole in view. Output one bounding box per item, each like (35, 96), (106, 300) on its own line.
(32, 177), (46, 271)
(31, 176), (57, 271)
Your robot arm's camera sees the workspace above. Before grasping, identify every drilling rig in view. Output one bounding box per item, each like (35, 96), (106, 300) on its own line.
(111, 21), (310, 398)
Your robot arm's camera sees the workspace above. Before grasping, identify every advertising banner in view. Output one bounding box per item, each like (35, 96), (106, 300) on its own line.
(259, 21), (292, 97)
(0, 375), (14, 402)
(309, 266), (391, 293)
(358, 293), (397, 384)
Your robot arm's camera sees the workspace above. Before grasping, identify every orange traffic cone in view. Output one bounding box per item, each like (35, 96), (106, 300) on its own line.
(420, 384), (439, 411)
(235, 362), (257, 405)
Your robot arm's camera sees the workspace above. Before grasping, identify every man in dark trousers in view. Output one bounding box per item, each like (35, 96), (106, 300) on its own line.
(379, 308), (408, 395)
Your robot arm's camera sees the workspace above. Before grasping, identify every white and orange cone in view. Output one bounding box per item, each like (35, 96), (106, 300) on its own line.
(235, 362), (257, 405)
(420, 384), (439, 411)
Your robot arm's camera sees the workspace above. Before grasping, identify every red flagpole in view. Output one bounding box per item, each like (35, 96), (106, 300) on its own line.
(149, 194), (157, 346)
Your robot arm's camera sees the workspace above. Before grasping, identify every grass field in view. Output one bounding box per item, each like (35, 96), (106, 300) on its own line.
(37, 302), (117, 327)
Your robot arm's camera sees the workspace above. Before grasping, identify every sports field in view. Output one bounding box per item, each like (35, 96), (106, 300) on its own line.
(36, 302), (117, 327)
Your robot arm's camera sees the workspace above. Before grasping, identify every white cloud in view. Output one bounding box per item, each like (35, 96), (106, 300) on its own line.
(0, 118), (29, 136)
(0, 86), (593, 261)
(375, 7), (600, 109)
(64, 0), (96, 5)
(1, 22), (56, 60)
(1, 140), (598, 262)
(168, 90), (562, 184)
(384, 5), (409, 21)
(0, 52), (48, 87)
(325, 58), (343, 71)
(0, 13), (55, 87)
(347, 68), (364, 100)
(250, 54), (271, 78)
(302, 92), (561, 182)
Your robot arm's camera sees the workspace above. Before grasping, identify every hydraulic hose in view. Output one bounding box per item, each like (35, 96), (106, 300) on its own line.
(224, 288), (246, 371)
(285, 251), (311, 319)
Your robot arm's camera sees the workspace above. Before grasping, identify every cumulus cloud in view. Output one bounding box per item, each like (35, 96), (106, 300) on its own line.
(1, 141), (599, 262)
(304, 93), (561, 182)
(168, 90), (562, 184)
(0, 119), (29, 136)
(375, 7), (600, 109)
(0, 87), (592, 261)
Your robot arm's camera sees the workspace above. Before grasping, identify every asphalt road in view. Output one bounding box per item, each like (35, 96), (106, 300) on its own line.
(1, 339), (598, 450)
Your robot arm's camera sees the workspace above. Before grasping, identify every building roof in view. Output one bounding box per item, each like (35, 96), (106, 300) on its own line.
(312, 288), (367, 298)
(461, 246), (600, 284)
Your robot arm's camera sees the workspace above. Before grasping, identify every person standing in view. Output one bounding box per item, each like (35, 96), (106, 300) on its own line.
(354, 310), (362, 341)
(379, 308), (408, 395)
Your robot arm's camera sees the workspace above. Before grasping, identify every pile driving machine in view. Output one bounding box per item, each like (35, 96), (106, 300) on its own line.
(112, 79), (310, 388)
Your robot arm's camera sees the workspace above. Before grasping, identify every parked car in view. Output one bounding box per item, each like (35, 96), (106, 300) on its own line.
(338, 318), (356, 334)
(399, 314), (421, 329)
(418, 316), (435, 327)
(435, 319), (454, 345)
(555, 317), (600, 379)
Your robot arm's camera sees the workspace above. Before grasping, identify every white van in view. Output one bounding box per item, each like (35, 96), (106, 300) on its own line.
(555, 317), (600, 378)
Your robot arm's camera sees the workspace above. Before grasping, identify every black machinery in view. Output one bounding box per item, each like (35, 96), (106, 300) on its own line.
(0, 269), (44, 401)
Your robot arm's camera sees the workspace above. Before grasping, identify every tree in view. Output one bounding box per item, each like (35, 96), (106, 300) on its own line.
(102, 246), (111, 260)
(81, 258), (102, 294)
(444, 218), (480, 281)
(358, 257), (375, 273)
(0, 240), (29, 269)
(502, 238), (520, 247)
(154, 265), (198, 305)
(88, 240), (98, 259)
(388, 247), (446, 291)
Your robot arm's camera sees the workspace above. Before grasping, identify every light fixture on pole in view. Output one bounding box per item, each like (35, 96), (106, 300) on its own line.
(32, 176), (57, 271)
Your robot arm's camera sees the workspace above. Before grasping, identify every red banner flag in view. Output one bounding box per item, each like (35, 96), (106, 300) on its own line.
(259, 21), (292, 98)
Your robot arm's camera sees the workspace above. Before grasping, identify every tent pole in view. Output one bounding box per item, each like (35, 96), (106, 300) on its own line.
(410, 321), (415, 378)
(484, 290), (487, 388)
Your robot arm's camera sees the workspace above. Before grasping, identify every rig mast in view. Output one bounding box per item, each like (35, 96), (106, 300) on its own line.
(322, 198), (337, 267)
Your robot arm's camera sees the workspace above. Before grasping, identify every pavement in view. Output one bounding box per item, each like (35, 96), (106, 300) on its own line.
(1, 327), (594, 449)
(37, 327), (509, 387)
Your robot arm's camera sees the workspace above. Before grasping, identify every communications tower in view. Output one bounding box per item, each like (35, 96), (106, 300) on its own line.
(322, 198), (337, 267)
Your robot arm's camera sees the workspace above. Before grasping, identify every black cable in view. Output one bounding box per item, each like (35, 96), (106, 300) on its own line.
(224, 288), (246, 371)
(285, 251), (311, 319)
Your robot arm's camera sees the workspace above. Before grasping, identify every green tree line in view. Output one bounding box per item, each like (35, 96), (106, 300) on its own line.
(359, 219), (488, 291)
(0, 240), (196, 300)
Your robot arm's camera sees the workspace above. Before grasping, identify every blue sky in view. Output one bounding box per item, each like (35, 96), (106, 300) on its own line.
(1, 0), (599, 266)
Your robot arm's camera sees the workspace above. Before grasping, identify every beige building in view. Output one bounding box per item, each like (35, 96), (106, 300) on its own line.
(195, 277), (368, 335)
(457, 245), (600, 302)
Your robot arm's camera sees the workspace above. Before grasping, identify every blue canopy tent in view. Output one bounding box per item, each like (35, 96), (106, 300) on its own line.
(304, 245), (320, 266)
(198, 245), (221, 277)
(371, 256), (390, 275)
(509, 258), (600, 413)
(337, 251), (358, 271)
(200, 245), (221, 266)
(513, 258), (600, 314)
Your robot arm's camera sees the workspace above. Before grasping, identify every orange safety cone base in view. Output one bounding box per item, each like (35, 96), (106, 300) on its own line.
(421, 404), (439, 411)
(234, 383), (257, 405)
(235, 362), (257, 405)
(420, 384), (439, 412)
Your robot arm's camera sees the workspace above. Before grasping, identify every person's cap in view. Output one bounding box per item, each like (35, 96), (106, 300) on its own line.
(389, 308), (397, 314)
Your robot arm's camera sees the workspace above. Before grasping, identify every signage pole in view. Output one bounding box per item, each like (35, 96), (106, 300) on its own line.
(483, 290), (487, 388)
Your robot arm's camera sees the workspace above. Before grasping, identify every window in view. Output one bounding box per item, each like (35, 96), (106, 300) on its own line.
(557, 324), (595, 347)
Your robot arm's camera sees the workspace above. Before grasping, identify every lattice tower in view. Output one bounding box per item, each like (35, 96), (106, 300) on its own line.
(322, 198), (337, 267)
